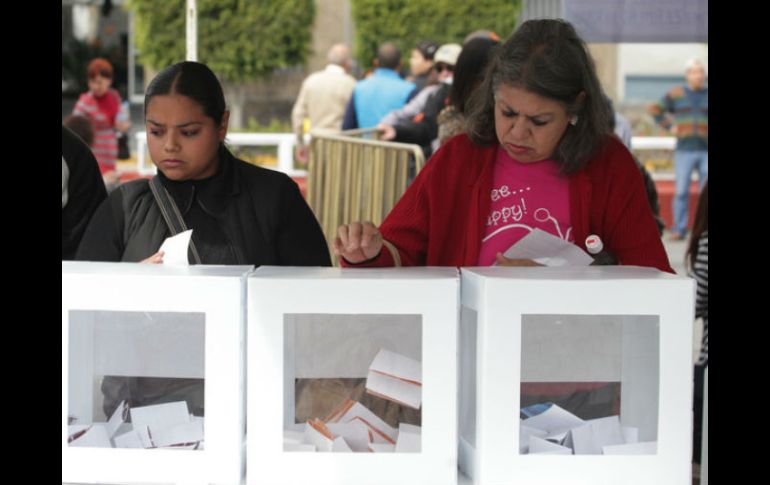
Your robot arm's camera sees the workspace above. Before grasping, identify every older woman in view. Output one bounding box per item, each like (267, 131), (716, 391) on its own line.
(334, 19), (672, 272)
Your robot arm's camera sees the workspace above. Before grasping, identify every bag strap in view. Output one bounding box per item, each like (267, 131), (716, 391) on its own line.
(149, 176), (202, 264)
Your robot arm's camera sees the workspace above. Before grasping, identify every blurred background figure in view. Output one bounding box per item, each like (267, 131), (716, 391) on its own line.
(376, 43), (461, 158)
(407, 40), (439, 96)
(342, 42), (415, 130)
(649, 57), (708, 240)
(378, 41), (442, 136)
(291, 43), (356, 165)
(73, 58), (130, 191)
(437, 36), (500, 146)
(612, 108), (633, 149)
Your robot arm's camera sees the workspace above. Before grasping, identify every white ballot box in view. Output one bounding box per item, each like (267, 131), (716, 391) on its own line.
(247, 266), (458, 485)
(458, 266), (694, 485)
(62, 262), (250, 485)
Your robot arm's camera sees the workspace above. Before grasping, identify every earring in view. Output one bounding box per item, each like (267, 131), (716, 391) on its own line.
(570, 116), (578, 126)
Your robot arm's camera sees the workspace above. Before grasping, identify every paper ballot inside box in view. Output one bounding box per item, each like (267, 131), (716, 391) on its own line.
(369, 349), (421, 384)
(365, 349), (422, 409)
(325, 398), (397, 443)
(519, 403), (653, 455)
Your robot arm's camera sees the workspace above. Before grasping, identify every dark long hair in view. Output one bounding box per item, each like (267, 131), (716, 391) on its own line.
(448, 37), (499, 114)
(144, 61), (226, 126)
(687, 180), (709, 270)
(465, 19), (611, 174)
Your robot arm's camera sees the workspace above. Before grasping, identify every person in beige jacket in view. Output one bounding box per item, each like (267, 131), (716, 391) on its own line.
(291, 43), (356, 164)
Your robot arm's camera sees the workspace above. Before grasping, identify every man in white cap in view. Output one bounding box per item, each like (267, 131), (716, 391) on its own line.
(377, 43), (462, 158)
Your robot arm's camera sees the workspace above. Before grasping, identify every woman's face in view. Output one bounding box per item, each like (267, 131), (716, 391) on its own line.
(409, 49), (433, 77)
(88, 75), (112, 97)
(494, 84), (571, 163)
(145, 94), (228, 181)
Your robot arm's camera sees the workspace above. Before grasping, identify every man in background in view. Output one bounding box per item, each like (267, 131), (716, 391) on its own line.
(291, 43), (356, 164)
(649, 58), (708, 240)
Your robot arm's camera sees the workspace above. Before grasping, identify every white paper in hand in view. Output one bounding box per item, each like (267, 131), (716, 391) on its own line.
(502, 228), (593, 266)
(159, 229), (193, 265)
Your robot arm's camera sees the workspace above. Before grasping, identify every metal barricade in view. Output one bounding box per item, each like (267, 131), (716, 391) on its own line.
(307, 128), (425, 262)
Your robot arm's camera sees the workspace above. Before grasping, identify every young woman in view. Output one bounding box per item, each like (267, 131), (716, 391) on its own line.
(77, 61), (330, 417)
(77, 61), (330, 267)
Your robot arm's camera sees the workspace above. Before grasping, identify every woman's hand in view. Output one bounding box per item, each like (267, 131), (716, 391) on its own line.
(376, 124), (396, 141)
(140, 250), (164, 264)
(333, 222), (383, 263)
(495, 253), (543, 267)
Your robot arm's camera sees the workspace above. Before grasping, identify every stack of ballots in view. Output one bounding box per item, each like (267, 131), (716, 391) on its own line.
(520, 403), (656, 455)
(68, 400), (204, 450)
(284, 348), (422, 453)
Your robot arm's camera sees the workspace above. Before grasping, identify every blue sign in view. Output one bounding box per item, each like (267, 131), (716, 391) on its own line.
(564, 0), (708, 43)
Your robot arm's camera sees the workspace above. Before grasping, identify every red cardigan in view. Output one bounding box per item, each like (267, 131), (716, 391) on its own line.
(344, 134), (673, 273)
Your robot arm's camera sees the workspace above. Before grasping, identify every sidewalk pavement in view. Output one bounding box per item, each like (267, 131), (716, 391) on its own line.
(663, 232), (689, 276)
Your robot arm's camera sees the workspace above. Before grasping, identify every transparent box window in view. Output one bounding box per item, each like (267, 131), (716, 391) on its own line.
(68, 310), (205, 450)
(519, 315), (659, 456)
(284, 314), (422, 453)
(459, 306), (477, 448)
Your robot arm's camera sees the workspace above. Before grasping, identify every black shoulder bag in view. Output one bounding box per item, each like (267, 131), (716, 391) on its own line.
(149, 176), (202, 264)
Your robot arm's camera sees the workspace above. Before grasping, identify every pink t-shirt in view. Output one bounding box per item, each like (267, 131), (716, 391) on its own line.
(477, 147), (573, 266)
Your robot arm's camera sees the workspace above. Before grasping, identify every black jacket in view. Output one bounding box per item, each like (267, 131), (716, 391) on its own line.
(76, 147), (331, 267)
(62, 126), (107, 260)
(394, 82), (451, 158)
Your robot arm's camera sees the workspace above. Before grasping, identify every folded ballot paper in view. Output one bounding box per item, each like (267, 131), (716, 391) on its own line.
(284, 397), (421, 453)
(67, 400), (204, 450)
(159, 229), (193, 266)
(519, 403), (655, 455)
(502, 228), (593, 267)
(283, 349), (423, 453)
(365, 349), (422, 410)
(325, 398), (398, 444)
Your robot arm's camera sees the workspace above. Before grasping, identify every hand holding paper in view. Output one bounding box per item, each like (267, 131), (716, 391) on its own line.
(501, 229), (593, 267)
(158, 229), (193, 266)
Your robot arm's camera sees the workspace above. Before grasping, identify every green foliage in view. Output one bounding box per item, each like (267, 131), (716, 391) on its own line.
(350, 0), (521, 69)
(126, 0), (315, 81)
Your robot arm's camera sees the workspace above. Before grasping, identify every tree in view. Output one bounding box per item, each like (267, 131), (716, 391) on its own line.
(127, 0), (315, 128)
(351, 0), (521, 69)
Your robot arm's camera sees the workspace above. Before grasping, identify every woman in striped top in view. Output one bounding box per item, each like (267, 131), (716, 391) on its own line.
(73, 58), (129, 184)
(687, 179), (707, 464)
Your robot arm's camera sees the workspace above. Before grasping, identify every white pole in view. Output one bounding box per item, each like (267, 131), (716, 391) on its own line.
(186, 0), (197, 61)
